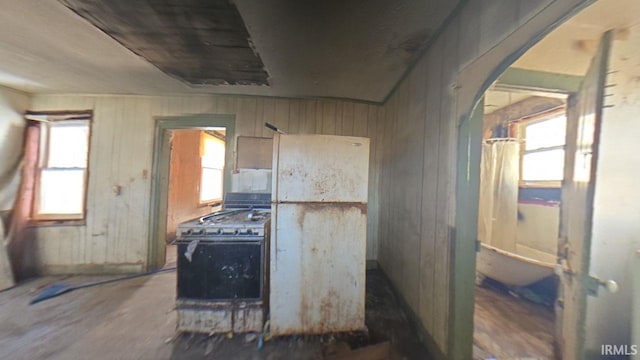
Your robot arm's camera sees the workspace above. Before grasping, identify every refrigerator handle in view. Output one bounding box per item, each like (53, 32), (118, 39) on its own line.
(271, 208), (277, 271)
(265, 122), (286, 134)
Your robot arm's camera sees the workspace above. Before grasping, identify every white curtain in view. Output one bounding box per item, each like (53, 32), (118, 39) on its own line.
(477, 140), (519, 252)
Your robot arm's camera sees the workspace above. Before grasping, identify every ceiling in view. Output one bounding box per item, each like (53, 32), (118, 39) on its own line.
(2, 0), (635, 103)
(485, 0), (640, 114)
(60, 0), (269, 86)
(513, 0), (640, 76)
(0, 0), (459, 102)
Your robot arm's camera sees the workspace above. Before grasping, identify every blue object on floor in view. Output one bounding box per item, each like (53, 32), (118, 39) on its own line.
(29, 267), (176, 304)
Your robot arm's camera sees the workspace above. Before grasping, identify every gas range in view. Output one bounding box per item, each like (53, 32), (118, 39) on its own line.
(176, 192), (271, 239)
(176, 209), (270, 238)
(175, 192), (271, 335)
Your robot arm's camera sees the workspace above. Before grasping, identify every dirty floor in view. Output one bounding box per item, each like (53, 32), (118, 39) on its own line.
(0, 268), (430, 360)
(473, 280), (555, 359)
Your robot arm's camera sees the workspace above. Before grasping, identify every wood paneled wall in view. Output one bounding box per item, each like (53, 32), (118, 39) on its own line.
(379, 43), (455, 355)
(376, 0), (589, 358)
(27, 95), (382, 273)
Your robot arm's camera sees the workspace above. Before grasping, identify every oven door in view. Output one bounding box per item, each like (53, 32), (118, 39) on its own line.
(176, 237), (264, 301)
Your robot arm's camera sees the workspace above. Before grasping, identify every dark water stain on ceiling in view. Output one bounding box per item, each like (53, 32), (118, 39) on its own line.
(59, 0), (269, 86)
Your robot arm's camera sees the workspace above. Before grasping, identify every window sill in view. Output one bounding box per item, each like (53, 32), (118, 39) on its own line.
(519, 181), (561, 189)
(199, 200), (222, 208)
(28, 219), (86, 227)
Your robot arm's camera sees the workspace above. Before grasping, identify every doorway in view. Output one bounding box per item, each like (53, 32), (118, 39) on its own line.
(164, 128), (227, 267)
(147, 114), (235, 270)
(459, 0), (639, 358)
(473, 86), (567, 359)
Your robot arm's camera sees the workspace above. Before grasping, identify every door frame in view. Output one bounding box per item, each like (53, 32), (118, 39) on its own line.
(448, 3), (598, 356)
(147, 114), (236, 270)
(450, 73), (585, 359)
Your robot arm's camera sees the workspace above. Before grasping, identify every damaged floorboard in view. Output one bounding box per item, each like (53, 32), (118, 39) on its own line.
(473, 282), (555, 359)
(0, 269), (430, 359)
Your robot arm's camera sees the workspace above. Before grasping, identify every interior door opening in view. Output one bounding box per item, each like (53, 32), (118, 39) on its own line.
(467, 1), (635, 358)
(165, 128), (227, 267)
(147, 114), (236, 271)
(473, 87), (566, 359)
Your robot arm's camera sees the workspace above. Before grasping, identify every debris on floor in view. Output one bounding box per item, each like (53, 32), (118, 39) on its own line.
(479, 276), (557, 309)
(474, 279), (555, 359)
(0, 269), (431, 360)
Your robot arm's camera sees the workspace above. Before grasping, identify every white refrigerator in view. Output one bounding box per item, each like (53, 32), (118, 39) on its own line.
(270, 134), (369, 335)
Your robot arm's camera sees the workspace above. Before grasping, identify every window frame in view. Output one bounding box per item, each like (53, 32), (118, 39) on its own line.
(198, 131), (225, 206)
(517, 107), (567, 188)
(30, 111), (92, 223)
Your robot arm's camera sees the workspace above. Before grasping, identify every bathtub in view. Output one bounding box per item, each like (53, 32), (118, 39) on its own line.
(476, 242), (556, 287)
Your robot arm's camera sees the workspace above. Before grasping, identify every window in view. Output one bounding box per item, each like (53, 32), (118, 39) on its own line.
(520, 111), (566, 185)
(33, 115), (91, 220)
(199, 132), (225, 203)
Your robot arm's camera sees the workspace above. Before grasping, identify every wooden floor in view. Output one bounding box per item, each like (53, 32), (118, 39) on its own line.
(473, 283), (555, 359)
(0, 268), (429, 359)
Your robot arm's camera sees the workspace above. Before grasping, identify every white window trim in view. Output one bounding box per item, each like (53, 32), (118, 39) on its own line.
(517, 107), (566, 188)
(199, 132), (225, 205)
(31, 114), (92, 221)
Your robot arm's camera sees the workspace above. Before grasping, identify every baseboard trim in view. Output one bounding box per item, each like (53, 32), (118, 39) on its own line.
(376, 265), (448, 360)
(40, 263), (145, 275)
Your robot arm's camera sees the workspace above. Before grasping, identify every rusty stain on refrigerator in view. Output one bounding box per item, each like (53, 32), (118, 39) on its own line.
(269, 134), (370, 335)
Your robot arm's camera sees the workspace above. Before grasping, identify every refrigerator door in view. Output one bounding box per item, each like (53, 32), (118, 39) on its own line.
(270, 202), (366, 335)
(272, 134), (369, 203)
